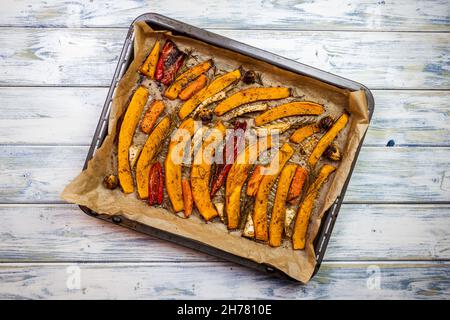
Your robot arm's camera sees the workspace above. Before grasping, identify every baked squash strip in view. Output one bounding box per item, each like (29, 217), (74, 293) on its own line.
(225, 138), (272, 229)
(165, 118), (197, 212)
(308, 113), (349, 167)
(136, 117), (171, 199)
(254, 101), (324, 126)
(178, 69), (241, 120)
(214, 87), (290, 116)
(289, 124), (320, 144)
(191, 122), (227, 221)
(139, 40), (160, 79)
(269, 164), (297, 247)
(253, 143), (294, 241)
(164, 60), (213, 100)
(292, 164), (336, 249)
(118, 86), (149, 193)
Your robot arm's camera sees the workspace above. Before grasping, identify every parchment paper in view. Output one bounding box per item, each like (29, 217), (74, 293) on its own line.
(61, 21), (369, 283)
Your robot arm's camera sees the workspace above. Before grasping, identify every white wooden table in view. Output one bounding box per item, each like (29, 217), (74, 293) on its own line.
(0, 0), (449, 299)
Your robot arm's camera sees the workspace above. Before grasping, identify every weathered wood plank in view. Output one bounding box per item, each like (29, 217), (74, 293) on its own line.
(0, 146), (449, 203)
(0, 0), (449, 31)
(0, 28), (448, 89)
(0, 87), (106, 145)
(0, 262), (448, 299)
(1, 88), (449, 146)
(0, 204), (448, 262)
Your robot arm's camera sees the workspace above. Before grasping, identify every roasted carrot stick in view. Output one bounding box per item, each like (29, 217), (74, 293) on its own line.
(179, 74), (208, 101)
(287, 166), (308, 202)
(140, 100), (165, 134)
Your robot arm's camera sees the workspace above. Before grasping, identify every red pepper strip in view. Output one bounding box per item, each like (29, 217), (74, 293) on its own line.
(210, 121), (247, 197)
(160, 53), (186, 86)
(155, 39), (186, 85)
(148, 162), (164, 205)
(155, 40), (175, 82)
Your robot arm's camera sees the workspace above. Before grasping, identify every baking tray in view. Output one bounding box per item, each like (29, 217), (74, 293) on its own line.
(79, 13), (375, 282)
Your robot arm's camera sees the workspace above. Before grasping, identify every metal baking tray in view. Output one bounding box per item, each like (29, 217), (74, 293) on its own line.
(79, 13), (375, 282)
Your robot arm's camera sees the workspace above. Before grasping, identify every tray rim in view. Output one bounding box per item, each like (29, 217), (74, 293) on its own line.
(79, 12), (375, 283)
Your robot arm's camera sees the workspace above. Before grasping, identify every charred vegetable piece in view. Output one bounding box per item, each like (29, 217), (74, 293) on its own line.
(253, 143), (294, 241)
(161, 54), (186, 86)
(242, 70), (258, 84)
(165, 118), (196, 212)
(140, 100), (165, 134)
(136, 117), (171, 199)
(246, 165), (264, 197)
(324, 143), (342, 161)
(222, 103), (269, 121)
(210, 121), (247, 197)
(287, 166), (308, 202)
(254, 101), (324, 126)
(181, 178), (193, 217)
(225, 137), (272, 230)
(164, 60), (213, 100)
(289, 124), (320, 144)
(308, 113), (349, 167)
(103, 174), (119, 190)
(292, 164), (336, 249)
(215, 87), (290, 116)
(139, 40), (160, 79)
(148, 162), (164, 205)
(118, 86), (149, 193)
(179, 74), (208, 101)
(155, 40), (186, 86)
(197, 108), (214, 123)
(319, 116), (334, 131)
(269, 164), (297, 247)
(191, 122), (227, 221)
(179, 69), (241, 120)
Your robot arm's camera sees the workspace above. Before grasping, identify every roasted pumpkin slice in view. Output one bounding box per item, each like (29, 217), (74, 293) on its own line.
(269, 164), (297, 247)
(139, 40), (160, 79)
(225, 138), (272, 229)
(118, 86), (149, 193)
(254, 101), (324, 126)
(136, 117), (171, 199)
(289, 124), (320, 144)
(308, 113), (349, 167)
(165, 118), (197, 212)
(253, 143), (294, 241)
(214, 87), (290, 116)
(190, 122), (226, 221)
(292, 164), (336, 249)
(178, 69), (241, 120)
(164, 60), (213, 100)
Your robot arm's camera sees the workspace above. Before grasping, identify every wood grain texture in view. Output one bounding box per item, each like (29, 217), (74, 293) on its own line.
(0, 28), (449, 89)
(1, 146), (449, 203)
(0, 262), (448, 299)
(1, 88), (449, 146)
(0, 204), (448, 262)
(0, 0), (449, 31)
(0, 87), (106, 145)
